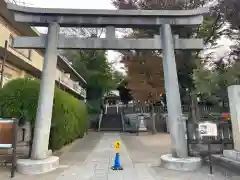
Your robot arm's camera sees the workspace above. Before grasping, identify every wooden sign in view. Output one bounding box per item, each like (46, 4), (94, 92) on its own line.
(0, 118), (18, 178)
(0, 119), (14, 148)
(199, 121), (218, 137)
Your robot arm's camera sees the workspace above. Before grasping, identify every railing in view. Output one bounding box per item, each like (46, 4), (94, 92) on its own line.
(56, 70), (86, 98)
(120, 104), (228, 115)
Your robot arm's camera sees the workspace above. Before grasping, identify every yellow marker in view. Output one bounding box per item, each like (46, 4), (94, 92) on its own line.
(114, 141), (121, 153)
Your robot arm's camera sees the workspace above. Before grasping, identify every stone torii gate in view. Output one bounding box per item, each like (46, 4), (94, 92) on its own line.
(8, 3), (207, 174)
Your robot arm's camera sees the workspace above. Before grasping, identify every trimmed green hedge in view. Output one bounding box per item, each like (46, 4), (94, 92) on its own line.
(0, 78), (88, 150)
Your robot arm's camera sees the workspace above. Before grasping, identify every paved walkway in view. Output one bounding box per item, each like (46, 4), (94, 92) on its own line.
(1, 132), (239, 179)
(121, 133), (239, 180)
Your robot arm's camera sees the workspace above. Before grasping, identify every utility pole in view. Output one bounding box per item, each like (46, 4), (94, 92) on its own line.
(0, 40), (8, 88)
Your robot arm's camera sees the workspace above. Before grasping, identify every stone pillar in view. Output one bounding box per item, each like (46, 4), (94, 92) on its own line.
(228, 85), (240, 151)
(160, 24), (188, 158)
(31, 22), (60, 160)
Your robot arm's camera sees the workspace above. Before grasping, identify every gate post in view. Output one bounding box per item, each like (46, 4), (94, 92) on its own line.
(160, 24), (188, 158)
(31, 22), (60, 160)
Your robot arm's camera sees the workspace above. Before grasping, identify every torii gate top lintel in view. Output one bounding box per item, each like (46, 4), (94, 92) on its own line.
(7, 3), (208, 17)
(7, 3), (208, 27)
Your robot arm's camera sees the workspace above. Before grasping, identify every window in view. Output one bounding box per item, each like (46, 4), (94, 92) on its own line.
(9, 35), (14, 48)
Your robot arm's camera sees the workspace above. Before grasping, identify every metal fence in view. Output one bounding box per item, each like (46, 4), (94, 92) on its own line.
(121, 104), (227, 115)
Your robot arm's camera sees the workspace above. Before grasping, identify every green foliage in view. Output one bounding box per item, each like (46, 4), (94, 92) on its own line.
(112, 70), (126, 89)
(193, 59), (240, 103)
(112, 0), (226, 104)
(62, 50), (121, 112)
(0, 78), (88, 150)
(86, 101), (101, 114)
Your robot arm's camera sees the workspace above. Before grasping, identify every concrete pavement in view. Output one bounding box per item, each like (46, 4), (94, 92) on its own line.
(1, 132), (239, 179)
(121, 133), (239, 179)
(0, 132), (102, 180)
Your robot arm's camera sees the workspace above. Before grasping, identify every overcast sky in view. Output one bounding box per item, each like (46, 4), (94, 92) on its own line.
(20, 0), (232, 71)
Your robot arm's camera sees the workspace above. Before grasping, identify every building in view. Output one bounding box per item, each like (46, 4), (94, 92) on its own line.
(104, 90), (121, 105)
(0, 0), (86, 100)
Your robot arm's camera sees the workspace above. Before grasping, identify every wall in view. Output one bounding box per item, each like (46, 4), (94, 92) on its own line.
(0, 16), (86, 98)
(0, 16), (43, 71)
(0, 60), (26, 86)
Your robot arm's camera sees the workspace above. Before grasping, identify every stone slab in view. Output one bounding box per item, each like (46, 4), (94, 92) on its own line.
(16, 156), (59, 175)
(212, 154), (240, 173)
(160, 154), (202, 171)
(223, 150), (240, 162)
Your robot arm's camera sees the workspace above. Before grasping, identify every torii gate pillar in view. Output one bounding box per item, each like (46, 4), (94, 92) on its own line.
(161, 24), (188, 158)
(31, 22), (60, 160)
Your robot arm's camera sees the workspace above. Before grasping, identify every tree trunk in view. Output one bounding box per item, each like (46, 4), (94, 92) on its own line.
(151, 104), (157, 135)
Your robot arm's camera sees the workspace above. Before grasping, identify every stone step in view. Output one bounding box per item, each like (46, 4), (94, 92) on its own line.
(100, 114), (122, 131)
(99, 128), (122, 132)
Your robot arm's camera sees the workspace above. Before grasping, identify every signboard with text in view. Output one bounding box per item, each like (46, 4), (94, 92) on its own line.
(199, 121), (218, 137)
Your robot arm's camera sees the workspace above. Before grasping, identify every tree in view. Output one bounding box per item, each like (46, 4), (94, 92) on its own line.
(112, 0), (224, 91)
(220, 0), (240, 31)
(192, 0), (240, 107)
(112, 70), (126, 89)
(61, 27), (119, 112)
(112, 0), (226, 124)
(194, 57), (240, 108)
(120, 51), (164, 134)
(220, 0), (240, 63)
(117, 80), (132, 105)
(71, 50), (114, 99)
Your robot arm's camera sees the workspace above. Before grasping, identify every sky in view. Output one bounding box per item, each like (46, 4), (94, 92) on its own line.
(17, 0), (232, 72)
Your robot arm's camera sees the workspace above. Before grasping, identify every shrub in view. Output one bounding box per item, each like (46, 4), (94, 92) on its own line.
(0, 78), (88, 150)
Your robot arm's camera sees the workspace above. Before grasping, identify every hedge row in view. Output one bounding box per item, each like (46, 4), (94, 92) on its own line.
(0, 78), (88, 150)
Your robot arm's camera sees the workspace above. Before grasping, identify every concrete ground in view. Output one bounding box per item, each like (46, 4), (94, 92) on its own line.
(0, 132), (102, 180)
(0, 132), (239, 180)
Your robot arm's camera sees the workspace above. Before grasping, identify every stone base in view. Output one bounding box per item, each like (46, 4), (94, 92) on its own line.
(160, 154), (202, 171)
(16, 156), (59, 175)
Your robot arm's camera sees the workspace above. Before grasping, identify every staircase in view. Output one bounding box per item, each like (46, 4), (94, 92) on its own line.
(99, 105), (123, 131)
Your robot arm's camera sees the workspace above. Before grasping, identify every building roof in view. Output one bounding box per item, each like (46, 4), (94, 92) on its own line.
(0, 0), (86, 85)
